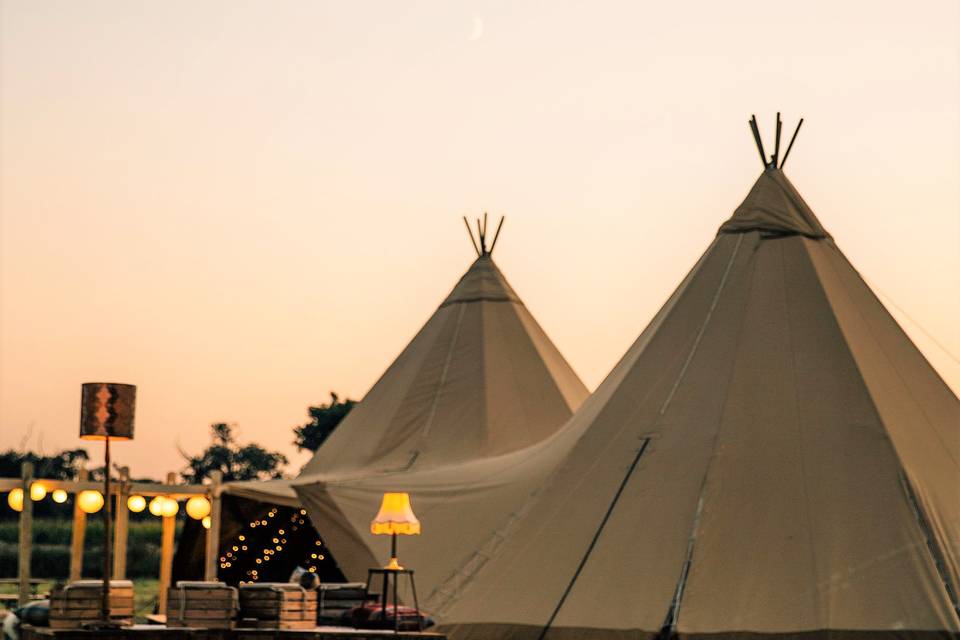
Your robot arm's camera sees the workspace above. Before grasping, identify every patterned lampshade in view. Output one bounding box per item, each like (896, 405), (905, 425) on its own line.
(79, 382), (136, 440)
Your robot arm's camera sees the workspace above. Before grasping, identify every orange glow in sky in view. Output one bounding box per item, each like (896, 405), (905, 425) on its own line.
(1, 1), (957, 478)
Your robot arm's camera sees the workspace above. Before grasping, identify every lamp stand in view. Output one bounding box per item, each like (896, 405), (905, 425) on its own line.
(101, 434), (112, 624)
(385, 532), (402, 571)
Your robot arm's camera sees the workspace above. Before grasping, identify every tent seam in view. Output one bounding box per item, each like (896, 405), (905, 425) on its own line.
(664, 232), (754, 632)
(781, 239), (823, 625)
(415, 301), (468, 450)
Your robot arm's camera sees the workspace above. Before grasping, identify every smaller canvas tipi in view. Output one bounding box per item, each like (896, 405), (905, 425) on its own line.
(292, 215), (590, 591)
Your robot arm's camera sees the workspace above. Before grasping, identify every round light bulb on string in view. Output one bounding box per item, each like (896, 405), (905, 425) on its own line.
(7, 489), (24, 512)
(29, 483), (47, 501)
(78, 490), (104, 514)
(185, 496), (211, 520)
(127, 495), (146, 513)
(52, 489), (68, 504)
(148, 496), (165, 516)
(201, 515), (211, 529)
(160, 497), (179, 518)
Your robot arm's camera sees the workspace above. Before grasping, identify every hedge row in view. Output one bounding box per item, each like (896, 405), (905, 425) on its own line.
(0, 519), (182, 579)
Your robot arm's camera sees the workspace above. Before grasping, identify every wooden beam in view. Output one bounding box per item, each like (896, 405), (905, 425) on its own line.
(204, 471), (223, 581)
(157, 472), (177, 618)
(18, 462), (34, 607)
(112, 466), (130, 579)
(70, 467), (89, 582)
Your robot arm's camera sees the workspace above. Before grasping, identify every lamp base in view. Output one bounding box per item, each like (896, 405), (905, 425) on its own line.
(384, 556), (403, 571)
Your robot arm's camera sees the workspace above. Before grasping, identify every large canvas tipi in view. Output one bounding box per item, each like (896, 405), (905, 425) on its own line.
(291, 217), (590, 587)
(436, 118), (960, 639)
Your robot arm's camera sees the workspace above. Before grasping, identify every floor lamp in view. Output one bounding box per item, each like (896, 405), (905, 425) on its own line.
(80, 382), (136, 626)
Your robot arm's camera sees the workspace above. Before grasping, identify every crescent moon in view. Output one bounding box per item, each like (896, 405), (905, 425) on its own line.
(468, 17), (484, 41)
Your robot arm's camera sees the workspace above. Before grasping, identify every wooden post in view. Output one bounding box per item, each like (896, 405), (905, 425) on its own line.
(70, 467), (89, 581)
(18, 462), (34, 607)
(157, 472), (177, 618)
(204, 470), (223, 581)
(112, 466), (130, 579)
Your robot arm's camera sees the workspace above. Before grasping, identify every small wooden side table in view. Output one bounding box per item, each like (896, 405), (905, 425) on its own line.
(365, 567), (422, 632)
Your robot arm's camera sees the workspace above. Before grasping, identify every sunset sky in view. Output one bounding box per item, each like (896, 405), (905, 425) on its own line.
(1, 0), (957, 479)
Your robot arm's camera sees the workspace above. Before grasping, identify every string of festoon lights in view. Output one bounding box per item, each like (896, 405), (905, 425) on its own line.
(219, 507), (324, 584)
(6, 483), (212, 527)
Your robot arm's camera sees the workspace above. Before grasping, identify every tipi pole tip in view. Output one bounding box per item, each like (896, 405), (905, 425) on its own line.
(489, 216), (505, 254)
(748, 115), (768, 169)
(463, 216), (481, 256)
(476, 217), (487, 254)
(773, 113), (783, 168)
(780, 117), (804, 169)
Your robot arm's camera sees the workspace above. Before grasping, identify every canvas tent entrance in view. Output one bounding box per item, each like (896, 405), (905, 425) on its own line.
(434, 128), (960, 639)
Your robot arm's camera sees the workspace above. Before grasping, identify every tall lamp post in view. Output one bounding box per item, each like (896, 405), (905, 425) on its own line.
(79, 382), (136, 626)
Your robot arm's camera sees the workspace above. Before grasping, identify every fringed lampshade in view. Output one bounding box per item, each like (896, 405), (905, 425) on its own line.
(371, 492), (420, 570)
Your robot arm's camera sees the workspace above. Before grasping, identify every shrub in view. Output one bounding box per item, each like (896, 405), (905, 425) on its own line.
(0, 518), (181, 579)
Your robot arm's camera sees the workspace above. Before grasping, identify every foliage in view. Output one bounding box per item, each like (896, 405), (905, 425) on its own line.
(292, 392), (357, 452)
(180, 423), (288, 484)
(0, 448), (89, 481)
(0, 519), (177, 579)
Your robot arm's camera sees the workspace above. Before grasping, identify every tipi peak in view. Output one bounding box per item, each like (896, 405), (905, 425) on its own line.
(718, 114), (830, 239)
(719, 168), (831, 239)
(463, 212), (504, 257)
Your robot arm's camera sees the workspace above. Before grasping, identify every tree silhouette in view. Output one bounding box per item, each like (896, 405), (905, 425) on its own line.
(292, 392), (356, 453)
(181, 423), (288, 483)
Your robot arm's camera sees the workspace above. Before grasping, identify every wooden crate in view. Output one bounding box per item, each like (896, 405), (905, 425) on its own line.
(166, 581), (238, 629)
(49, 580), (134, 629)
(238, 583), (316, 629)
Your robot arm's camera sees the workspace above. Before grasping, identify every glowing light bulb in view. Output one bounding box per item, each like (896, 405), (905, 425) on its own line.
(78, 490), (104, 514)
(185, 496), (211, 520)
(7, 489), (24, 512)
(149, 496), (166, 516)
(52, 489), (68, 504)
(30, 483), (47, 501)
(202, 516), (211, 529)
(127, 495), (146, 513)
(160, 498), (179, 518)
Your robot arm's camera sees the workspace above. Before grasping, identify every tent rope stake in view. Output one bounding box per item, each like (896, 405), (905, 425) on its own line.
(749, 113), (804, 169)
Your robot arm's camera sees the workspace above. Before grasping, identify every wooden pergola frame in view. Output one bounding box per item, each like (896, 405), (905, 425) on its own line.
(2, 463), (224, 614)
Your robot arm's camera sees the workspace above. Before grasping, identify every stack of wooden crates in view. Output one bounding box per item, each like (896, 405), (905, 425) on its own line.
(49, 580), (134, 629)
(238, 583), (317, 630)
(166, 581), (238, 629)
